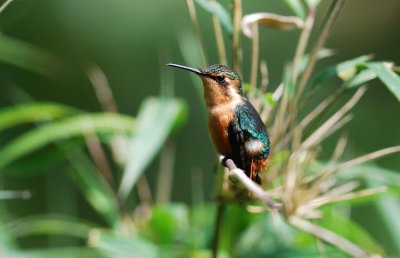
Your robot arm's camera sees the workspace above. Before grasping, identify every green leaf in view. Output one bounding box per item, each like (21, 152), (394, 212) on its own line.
(0, 102), (79, 132)
(0, 35), (69, 80)
(337, 164), (400, 188)
(194, 0), (232, 34)
(365, 62), (400, 102)
(118, 98), (187, 200)
(6, 247), (106, 258)
(344, 68), (377, 89)
(338, 164), (400, 254)
(146, 204), (189, 245)
(283, 64), (296, 98)
(283, 0), (306, 20)
(311, 55), (372, 88)
(5, 214), (93, 239)
(319, 209), (384, 255)
(3, 141), (84, 177)
(371, 195), (400, 255)
(67, 150), (120, 227)
(90, 231), (160, 258)
(0, 113), (135, 171)
(264, 93), (276, 108)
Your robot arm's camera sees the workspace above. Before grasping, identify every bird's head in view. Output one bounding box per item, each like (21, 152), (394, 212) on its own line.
(167, 63), (244, 107)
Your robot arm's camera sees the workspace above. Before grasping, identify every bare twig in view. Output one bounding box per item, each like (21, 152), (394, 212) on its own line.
(232, 0), (242, 74)
(212, 203), (226, 258)
(289, 216), (372, 258)
(249, 22), (259, 95)
(301, 86), (366, 149)
(84, 134), (115, 186)
(186, 0), (208, 66)
(297, 0), (346, 98)
(225, 159), (282, 210)
(87, 65), (118, 113)
(156, 141), (176, 203)
(210, 0), (227, 65)
(292, 6), (316, 84)
(0, 0), (14, 13)
(337, 145), (400, 171)
(0, 190), (30, 200)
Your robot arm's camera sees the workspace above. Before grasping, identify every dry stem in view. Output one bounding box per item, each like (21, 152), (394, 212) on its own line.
(225, 159), (282, 210)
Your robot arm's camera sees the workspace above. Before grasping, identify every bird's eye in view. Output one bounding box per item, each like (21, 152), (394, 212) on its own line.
(216, 75), (225, 82)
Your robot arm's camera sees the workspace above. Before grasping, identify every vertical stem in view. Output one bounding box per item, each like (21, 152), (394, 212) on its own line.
(212, 202), (226, 258)
(156, 141), (175, 203)
(292, 7), (316, 84)
(297, 0), (346, 99)
(232, 0), (242, 74)
(0, 0), (14, 13)
(210, 0), (228, 65)
(249, 22), (259, 96)
(186, 0), (208, 65)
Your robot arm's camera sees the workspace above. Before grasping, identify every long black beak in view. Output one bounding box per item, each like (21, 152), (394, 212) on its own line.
(166, 63), (203, 75)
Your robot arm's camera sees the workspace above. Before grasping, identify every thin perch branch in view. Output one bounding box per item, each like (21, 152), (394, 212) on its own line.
(225, 159), (282, 210)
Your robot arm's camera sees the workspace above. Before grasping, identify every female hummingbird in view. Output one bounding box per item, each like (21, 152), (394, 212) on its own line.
(168, 63), (270, 184)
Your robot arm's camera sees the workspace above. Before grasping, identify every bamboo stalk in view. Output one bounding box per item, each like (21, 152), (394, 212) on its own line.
(186, 0), (208, 66)
(232, 0), (242, 74)
(296, 0), (346, 99)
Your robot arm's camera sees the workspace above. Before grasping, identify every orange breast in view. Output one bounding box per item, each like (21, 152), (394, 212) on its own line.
(207, 108), (234, 156)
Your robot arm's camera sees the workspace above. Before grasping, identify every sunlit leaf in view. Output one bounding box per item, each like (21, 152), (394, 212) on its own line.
(264, 93), (276, 108)
(7, 247), (106, 258)
(311, 55), (372, 88)
(0, 35), (69, 80)
(344, 68), (377, 89)
(118, 98), (186, 200)
(5, 214), (94, 239)
(194, 0), (232, 34)
(0, 113), (135, 171)
(242, 13), (304, 38)
(0, 102), (79, 132)
(283, 0), (306, 20)
(90, 230), (160, 258)
(67, 150), (120, 227)
(366, 62), (400, 102)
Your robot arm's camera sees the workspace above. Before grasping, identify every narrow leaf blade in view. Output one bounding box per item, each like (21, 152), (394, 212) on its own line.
(366, 62), (400, 102)
(0, 102), (78, 132)
(194, 0), (232, 34)
(118, 98), (186, 200)
(0, 113), (135, 171)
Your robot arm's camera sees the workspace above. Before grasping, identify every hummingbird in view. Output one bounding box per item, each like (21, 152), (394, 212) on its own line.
(168, 63), (270, 184)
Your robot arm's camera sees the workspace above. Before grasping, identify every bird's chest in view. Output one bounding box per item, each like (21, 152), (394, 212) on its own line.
(207, 106), (235, 155)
